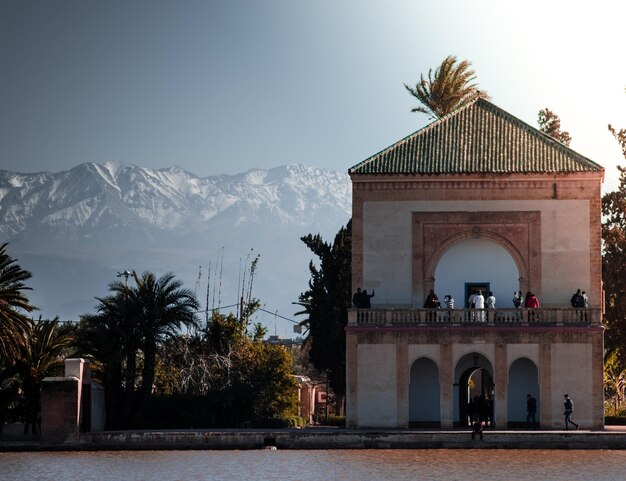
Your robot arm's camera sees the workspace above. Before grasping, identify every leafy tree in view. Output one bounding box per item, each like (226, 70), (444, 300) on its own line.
(605, 348), (626, 415)
(132, 272), (199, 401)
(77, 270), (198, 426)
(404, 55), (486, 120)
(0, 243), (35, 364)
(296, 220), (351, 412)
(602, 112), (626, 353)
(19, 318), (74, 433)
(538, 108), (572, 146)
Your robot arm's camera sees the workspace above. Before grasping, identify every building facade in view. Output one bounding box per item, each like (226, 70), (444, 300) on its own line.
(346, 98), (604, 429)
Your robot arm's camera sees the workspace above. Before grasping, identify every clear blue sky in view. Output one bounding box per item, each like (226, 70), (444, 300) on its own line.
(1, 0), (625, 190)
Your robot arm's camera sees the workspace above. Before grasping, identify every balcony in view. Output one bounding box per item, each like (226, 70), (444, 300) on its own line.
(348, 307), (602, 328)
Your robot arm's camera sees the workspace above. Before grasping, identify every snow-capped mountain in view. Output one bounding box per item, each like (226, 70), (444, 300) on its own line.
(0, 162), (351, 336)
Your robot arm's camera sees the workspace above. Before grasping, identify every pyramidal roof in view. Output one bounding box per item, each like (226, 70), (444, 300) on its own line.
(349, 98), (603, 176)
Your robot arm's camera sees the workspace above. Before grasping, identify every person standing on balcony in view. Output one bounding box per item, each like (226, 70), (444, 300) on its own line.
(513, 291), (523, 308)
(352, 288), (364, 308)
(525, 292), (540, 308)
(486, 291), (496, 309)
(570, 289), (585, 308)
(423, 289), (440, 308)
(474, 289), (485, 321)
(582, 291), (589, 308)
(444, 294), (454, 309)
(362, 289), (375, 308)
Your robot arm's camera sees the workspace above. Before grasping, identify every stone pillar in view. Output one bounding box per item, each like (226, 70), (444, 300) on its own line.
(539, 341), (552, 428)
(345, 332), (359, 428)
(494, 342), (508, 428)
(396, 341), (408, 428)
(440, 343), (453, 429)
(40, 358), (90, 445)
(41, 377), (80, 445)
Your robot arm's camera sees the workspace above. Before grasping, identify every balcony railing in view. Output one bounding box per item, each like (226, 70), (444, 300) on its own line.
(348, 307), (602, 328)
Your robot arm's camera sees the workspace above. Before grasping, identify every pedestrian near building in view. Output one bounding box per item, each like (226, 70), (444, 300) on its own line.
(563, 394), (579, 430)
(526, 394), (537, 429)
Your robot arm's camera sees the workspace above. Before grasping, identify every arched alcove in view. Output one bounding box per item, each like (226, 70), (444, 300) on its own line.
(507, 357), (540, 427)
(433, 237), (520, 308)
(408, 357), (440, 427)
(453, 352), (495, 426)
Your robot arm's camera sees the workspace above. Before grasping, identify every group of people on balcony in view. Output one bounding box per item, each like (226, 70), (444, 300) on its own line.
(352, 287), (375, 308)
(352, 287), (589, 310)
(513, 291), (540, 309)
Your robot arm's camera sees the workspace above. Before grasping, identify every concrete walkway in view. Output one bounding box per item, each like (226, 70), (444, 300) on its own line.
(4, 426), (626, 451)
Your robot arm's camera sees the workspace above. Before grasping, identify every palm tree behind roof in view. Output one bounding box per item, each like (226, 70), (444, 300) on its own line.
(404, 55), (487, 120)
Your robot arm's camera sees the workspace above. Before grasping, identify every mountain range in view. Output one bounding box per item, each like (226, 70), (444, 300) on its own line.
(0, 162), (352, 337)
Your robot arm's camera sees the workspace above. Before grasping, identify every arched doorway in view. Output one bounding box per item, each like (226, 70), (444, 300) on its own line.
(507, 357), (540, 428)
(454, 353), (495, 427)
(409, 357), (440, 427)
(434, 237), (520, 309)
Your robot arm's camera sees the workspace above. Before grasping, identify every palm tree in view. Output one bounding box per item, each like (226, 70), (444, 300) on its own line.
(133, 272), (199, 400)
(0, 243), (36, 364)
(404, 55), (486, 120)
(20, 318), (74, 433)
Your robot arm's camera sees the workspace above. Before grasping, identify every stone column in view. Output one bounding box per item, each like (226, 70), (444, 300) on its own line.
(539, 341), (552, 428)
(396, 341), (408, 428)
(494, 342), (508, 428)
(440, 343), (453, 428)
(40, 358), (90, 445)
(41, 377), (80, 445)
(345, 332), (359, 428)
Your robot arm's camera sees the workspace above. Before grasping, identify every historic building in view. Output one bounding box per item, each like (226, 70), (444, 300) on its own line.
(346, 98), (604, 429)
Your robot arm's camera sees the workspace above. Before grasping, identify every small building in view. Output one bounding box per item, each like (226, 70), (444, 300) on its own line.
(346, 98), (604, 429)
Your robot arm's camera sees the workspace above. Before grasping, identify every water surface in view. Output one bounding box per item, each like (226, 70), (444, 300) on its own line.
(3, 449), (625, 481)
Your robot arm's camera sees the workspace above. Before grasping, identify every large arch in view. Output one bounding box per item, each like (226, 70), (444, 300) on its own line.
(454, 352), (494, 427)
(408, 357), (440, 427)
(433, 236), (520, 308)
(411, 211), (541, 308)
(507, 357), (540, 427)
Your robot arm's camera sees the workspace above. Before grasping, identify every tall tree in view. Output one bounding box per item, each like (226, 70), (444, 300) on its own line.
(296, 220), (351, 412)
(20, 318), (74, 433)
(77, 270), (198, 426)
(132, 272), (199, 401)
(404, 55), (485, 119)
(538, 108), (572, 146)
(603, 109), (626, 352)
(0, 244), (35, 364)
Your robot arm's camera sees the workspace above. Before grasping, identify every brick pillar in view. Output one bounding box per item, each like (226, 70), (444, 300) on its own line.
(40, 358), (90, 445)
(41, 377), (80, 445)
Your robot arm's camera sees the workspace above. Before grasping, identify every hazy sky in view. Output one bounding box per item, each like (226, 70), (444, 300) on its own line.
(1, 0), (625, 190)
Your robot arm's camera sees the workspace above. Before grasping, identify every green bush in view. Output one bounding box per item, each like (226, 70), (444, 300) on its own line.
(605, 416), (626, 425)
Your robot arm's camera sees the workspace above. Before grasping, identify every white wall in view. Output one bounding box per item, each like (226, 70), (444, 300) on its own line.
(362, 199), (590, 308)
(434, 237), (518, 308)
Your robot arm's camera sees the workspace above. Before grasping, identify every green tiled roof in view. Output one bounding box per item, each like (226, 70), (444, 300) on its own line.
(349, 98), (603, 175)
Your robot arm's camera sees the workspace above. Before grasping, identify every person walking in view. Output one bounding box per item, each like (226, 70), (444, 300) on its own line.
(526, 394), (537, 429)
(563, 394), (579, 430)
